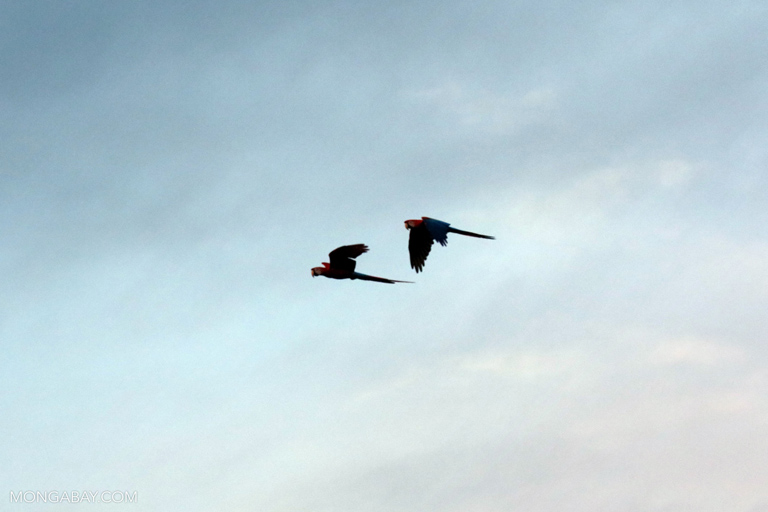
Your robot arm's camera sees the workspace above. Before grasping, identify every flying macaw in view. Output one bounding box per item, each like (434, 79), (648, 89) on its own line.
(404, 217), (495, 273)
(311, 244), (413, 284)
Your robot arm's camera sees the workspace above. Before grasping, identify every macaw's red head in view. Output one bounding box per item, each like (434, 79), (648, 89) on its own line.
(404, 219), (422, 230)
(311, 262), (330, 277)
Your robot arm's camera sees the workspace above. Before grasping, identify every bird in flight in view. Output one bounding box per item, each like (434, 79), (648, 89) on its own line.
(311, 244), (413, 284)
(404, 217), (495, 273)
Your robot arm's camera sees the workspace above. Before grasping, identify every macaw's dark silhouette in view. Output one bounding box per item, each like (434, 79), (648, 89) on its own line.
(311, 244), (413, 283)
(404, 217), (495, 273)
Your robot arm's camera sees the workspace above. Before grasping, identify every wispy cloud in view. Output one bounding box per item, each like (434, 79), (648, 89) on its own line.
(649, 336), (744, 366)
(405, 82), (558, 133)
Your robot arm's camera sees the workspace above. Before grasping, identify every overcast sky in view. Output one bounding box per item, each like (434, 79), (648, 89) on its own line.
(2, 1), (768, 510)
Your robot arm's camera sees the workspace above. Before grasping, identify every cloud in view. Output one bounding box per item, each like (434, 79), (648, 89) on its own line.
(657, 158), (696, 189)
(649, 337), (744, 367)
(405, 82), (558, 134)
(460, 349), (587, 380)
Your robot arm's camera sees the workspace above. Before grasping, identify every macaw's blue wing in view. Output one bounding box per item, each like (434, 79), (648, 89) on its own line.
(422, 217), (451, 246)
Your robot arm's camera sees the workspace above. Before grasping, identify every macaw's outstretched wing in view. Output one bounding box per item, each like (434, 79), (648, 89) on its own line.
(408, 222), (434, 273)
(329, 244), (369, 272)
(351, 272), (414, 284)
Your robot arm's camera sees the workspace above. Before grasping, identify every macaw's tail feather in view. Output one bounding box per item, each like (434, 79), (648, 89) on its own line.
(447, 227), (495, 240)
(352, 272), (414, 284)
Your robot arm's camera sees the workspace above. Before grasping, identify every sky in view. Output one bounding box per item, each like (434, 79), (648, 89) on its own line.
(2, 0), (768, 510)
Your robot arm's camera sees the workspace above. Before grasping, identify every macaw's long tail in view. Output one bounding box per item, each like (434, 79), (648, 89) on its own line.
(448, 227), (495, 240)
(351, 272), (414, 284)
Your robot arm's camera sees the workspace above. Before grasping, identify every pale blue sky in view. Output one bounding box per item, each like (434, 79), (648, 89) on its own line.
(2, 1), (768, 510)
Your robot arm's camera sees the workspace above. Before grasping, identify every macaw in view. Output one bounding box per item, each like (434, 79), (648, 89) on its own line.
(404, 217), (495, 273)
(311, 244), (413, 283)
